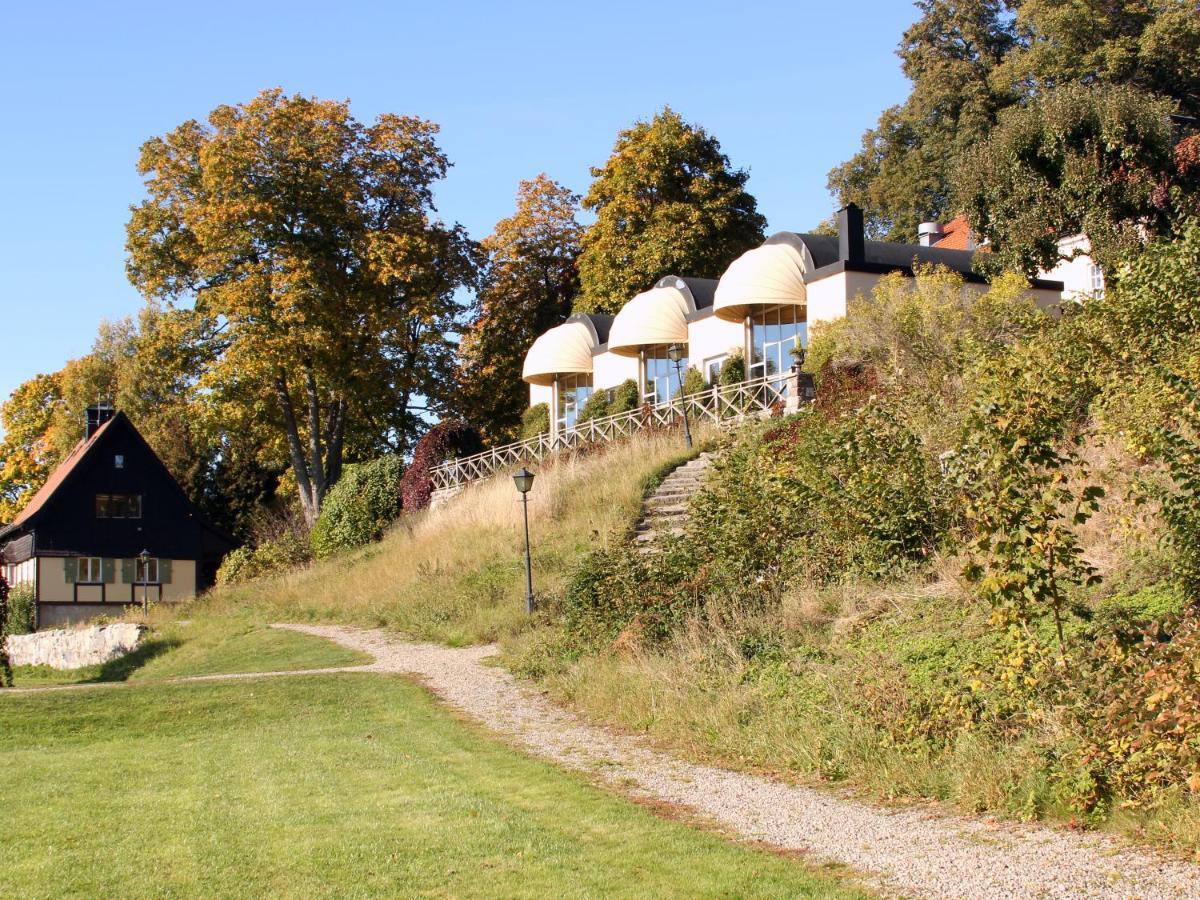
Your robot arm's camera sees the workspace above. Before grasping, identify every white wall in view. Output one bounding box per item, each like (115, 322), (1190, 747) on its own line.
(592, 350), (638, 392)
(1039, 234), (1102, 302)
(687, 314), (746, 380)
(528, 383), (553, 407)
(5, 558), (35, 588)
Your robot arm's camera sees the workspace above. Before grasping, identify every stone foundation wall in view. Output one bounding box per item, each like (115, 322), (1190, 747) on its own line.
(4, 623), (146, 670)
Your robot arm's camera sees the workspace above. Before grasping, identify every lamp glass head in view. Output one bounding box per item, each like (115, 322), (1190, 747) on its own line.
(512, 467), (535, 494)
(666, 343), (683, 363)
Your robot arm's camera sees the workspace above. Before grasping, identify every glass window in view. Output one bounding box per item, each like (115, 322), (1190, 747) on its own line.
(114, 454), (124, 469)
(135, 557), (159, 584)
(96, 494), (142, 519)
(704, 355), (727, 385)
(556, 374), (592, 432)
(1090, 264), (1104, 294)
(749, 305), (806, 386)
(78, 557), (103, 583)
(642, 347), (686, 405)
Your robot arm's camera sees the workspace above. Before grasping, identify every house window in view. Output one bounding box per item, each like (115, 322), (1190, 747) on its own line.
(749, 306), (806, 385)
(135, 557), (160, 584)
(78, 557), (103, 584)
(704, 355), (727, 385)
(114, 454), (125, 469)
(96, 494), (142, 519)
(642, 346), (686, 405)
(555, 374), (592, 432)
(1089, 264), (1104, 295)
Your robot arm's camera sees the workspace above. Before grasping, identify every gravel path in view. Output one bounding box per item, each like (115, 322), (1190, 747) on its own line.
(275, 623), (1200, 900)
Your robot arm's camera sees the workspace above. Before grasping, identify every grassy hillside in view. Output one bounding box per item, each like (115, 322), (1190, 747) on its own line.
(186, 431), (703, 645)
(0, 673), (864, 898)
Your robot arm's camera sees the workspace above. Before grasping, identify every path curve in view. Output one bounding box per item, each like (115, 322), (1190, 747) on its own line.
(275, 624), (1199, 900)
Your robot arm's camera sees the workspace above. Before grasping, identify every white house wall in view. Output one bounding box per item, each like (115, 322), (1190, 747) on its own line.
(1040, 234), (1101, 301)
(592, 349), (639, 392)
(528, 383), (553, 408)
(687, 314), (746, 379)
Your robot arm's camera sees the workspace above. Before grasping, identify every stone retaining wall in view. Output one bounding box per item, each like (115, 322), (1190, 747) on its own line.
(4, 623), (145, 670)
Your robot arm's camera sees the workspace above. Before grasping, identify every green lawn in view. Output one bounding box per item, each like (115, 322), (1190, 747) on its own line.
(0, 673), (865, 899)
(8, 619), (370, 687)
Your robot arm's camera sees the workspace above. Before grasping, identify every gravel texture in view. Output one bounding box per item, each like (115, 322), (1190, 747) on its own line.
(274, 624), (1200, 900)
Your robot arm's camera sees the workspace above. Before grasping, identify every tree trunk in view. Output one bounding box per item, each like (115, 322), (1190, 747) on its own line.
(275, 370), (319, 527)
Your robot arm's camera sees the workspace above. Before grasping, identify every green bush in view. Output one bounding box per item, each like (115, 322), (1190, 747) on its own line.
(217, 532), (313, 586)
(718, 350), (745, 386)
(682, 365), (707, 396)
(310, 456), (405, 559)
(521, 403), (549, 439)
(577, 390), (610, 423)
(7, 584), (35, 635)
(609, 379), (640, 414)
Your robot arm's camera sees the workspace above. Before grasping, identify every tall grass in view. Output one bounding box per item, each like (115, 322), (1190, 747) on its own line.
(191, 430), (702, 645)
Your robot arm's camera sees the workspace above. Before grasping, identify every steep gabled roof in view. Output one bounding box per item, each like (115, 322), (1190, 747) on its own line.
(1, 415), (118, 534)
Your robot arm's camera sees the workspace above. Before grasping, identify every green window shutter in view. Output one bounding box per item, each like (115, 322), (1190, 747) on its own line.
(121, 559), (134, 584)
(63, 557), (77, 583)
(102, 558), (116, 584)
(159, 559), (172, 584)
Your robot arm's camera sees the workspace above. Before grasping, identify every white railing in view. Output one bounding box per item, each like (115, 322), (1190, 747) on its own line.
(430, 372), (804, 492)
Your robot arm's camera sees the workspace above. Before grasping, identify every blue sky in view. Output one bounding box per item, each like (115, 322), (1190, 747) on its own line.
(0, 0), (919, 409)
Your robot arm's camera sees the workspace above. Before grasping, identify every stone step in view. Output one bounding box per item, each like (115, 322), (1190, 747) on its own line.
(644, 502), (688, 515)
(635, 527), (684, 542)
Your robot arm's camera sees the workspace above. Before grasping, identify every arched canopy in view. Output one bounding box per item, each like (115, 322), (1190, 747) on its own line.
(713, 242), (808, 322)
(521, 315), (608, 386)
(607, 285), (694, 356)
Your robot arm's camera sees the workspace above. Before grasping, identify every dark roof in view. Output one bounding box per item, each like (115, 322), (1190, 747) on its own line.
(655, 276), (718, 310)
(1, 415), (119, 535)
(566, 312), (615, 345)
(766, 231), (981, 279)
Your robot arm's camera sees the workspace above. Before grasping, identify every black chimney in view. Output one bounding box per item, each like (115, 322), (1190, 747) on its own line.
(838, 204), (865, 265)
(86, 403), (115, 440)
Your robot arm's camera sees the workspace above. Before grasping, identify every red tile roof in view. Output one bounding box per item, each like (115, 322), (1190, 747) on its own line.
(5, 416), (117, 529)
(932, 215), (973, 251)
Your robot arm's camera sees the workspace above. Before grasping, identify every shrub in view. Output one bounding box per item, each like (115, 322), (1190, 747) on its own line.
(682, 365), (707, 396)
(718, 349), (745, 386)
(6, 584), (35, 636)
(399, 421), (484, 512)
(0, 573), (10, 686)
(310, 456), (405, 559)
(521, 403), (549, 439)
(608, 379), (640, 414)
(577, 390), (610, 423)
(216, 532), (312, 586)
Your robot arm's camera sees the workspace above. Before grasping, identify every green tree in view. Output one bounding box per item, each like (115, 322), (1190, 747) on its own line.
(957, 83), (1197, 273)
(575, 108), (765, 314)
(126, 90), (478, 526)
(827, 0), (1019, 240)
(455, 175), (581, 443)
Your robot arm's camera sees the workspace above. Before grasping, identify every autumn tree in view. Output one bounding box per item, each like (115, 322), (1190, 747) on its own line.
(454, 175), (581, 442)
(958, 83), (1199, 274)
(0, 372), (62, 521)
(126, 90), (478, 526)
(575, 108), (765, 314)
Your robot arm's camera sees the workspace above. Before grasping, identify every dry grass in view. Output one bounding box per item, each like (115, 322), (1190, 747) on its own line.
(185, 430), (701, 645)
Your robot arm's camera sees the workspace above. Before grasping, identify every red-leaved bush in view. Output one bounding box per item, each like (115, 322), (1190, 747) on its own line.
(400, 421), (484, 511)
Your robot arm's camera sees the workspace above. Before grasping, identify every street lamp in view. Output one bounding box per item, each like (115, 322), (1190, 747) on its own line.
(138, 549), (150, 614)
(512, 468), (536, 615)
(666, 343), (693, 450)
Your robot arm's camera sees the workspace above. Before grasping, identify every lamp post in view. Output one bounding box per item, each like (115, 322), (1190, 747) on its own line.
(666, 343), (693, 450)
(138, 549), (150, 615)
(512, 468), (536, 615)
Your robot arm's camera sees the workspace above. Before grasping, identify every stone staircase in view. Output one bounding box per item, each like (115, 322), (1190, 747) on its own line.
(634, 453), (713, 549)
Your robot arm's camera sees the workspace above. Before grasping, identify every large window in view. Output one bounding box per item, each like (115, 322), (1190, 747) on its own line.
(96, 494), (142, 519)
(642, 346), (686, 405)
(749, 305), (806, 385)
(77, 557), (103, 583)
(556, 374), (592, 432)
(135, 557), (160, 584)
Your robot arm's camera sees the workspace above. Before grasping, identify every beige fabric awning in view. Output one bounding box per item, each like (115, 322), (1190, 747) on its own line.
(713, 243), (808, 322)
(522, 319), (598, 385)
(607, 286), (692, 356)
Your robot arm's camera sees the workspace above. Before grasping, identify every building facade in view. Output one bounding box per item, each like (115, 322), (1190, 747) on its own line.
(523, 205), (1065, 435)
(0, 406), (235, 629)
